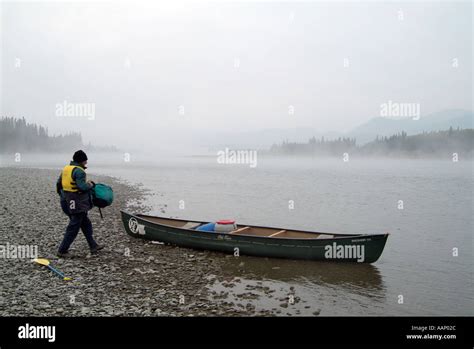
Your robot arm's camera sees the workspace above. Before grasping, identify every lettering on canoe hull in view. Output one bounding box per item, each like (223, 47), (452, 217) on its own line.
(128, 218), (146, 235)
(351, 238), (371, 243)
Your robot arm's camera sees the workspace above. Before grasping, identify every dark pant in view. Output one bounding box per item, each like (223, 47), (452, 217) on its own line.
(59, 200), (97, 253)
(60, 198), (71, 217)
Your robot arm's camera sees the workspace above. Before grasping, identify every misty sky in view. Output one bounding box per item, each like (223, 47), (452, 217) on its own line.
(1, 1), (472, 152)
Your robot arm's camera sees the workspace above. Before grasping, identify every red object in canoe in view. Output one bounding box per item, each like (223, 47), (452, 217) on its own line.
(216, 219), (235, 225)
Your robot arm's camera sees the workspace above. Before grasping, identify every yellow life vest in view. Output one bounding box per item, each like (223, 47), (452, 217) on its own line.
(61, 165), (85, 192)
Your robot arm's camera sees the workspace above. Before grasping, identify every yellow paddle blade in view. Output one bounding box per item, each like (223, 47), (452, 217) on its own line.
(33, 258), (50, 266)
(64, 277), (72, 281)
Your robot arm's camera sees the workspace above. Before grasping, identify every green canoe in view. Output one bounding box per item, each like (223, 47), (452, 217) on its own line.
(121, 211), (389, 263)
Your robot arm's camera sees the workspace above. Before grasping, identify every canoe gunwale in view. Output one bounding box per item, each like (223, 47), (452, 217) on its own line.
(121, 211), (389, 242)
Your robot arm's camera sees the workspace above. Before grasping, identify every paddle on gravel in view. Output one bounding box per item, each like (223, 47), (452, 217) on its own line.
(33, 258), (72, 281)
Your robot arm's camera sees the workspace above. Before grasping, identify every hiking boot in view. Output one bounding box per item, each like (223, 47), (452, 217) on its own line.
(57, 251), (71, 258)
(90, 244), (105, 254)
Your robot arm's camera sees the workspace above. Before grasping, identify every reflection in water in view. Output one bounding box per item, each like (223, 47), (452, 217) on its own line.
(219, 255), (384, 294)
(207, 254), (387, 316)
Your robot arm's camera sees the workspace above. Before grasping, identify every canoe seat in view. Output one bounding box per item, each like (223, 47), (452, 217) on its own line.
(316, 234), (334, 239)
(182, 222), (202, 230)
(229, 226), (250, 235)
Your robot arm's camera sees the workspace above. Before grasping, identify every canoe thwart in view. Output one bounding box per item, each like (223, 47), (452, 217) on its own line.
(269, 230), (286, 237)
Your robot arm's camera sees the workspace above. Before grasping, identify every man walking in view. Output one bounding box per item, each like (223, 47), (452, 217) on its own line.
(56, 150), (103, 257)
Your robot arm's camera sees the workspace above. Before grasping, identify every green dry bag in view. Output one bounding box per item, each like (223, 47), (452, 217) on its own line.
(92, 183), (114, 208)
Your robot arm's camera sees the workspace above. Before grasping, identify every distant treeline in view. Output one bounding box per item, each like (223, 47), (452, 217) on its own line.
(270, 136), (357, 156)
(0, 117), (117, 153)
(269, 128), (474, 158)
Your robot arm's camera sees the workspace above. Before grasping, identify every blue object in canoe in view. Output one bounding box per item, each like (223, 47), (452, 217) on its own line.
(196, 222), (216, 232)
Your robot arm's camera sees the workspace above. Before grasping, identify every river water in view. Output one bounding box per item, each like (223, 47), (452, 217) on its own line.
(2, 155), (472, 315)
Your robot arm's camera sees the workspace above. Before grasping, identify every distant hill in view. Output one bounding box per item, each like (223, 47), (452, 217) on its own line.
(347, 109), (473, 144)
(199, 110), (473, 150)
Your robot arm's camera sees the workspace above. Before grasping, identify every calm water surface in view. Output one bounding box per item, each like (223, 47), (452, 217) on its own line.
(3, 155), (472, 315)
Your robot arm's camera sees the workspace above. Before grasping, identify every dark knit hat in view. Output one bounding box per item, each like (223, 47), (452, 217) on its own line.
(73, 150), (88, 163)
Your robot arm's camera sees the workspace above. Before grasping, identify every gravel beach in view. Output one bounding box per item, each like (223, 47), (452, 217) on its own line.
(0, 167), (280, 317)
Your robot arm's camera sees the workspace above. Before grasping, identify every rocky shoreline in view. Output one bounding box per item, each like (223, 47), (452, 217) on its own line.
(0, 167), (282, 316)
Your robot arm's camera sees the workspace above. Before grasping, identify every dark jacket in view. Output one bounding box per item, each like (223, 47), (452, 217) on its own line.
(57, 161), (93, 214)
